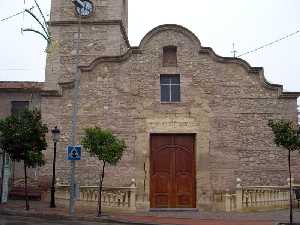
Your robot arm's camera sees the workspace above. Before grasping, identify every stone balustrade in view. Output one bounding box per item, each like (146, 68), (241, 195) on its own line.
(234, 186), (289, 211)
(213, 178), (297, 212)
(55, 179), (136, 212)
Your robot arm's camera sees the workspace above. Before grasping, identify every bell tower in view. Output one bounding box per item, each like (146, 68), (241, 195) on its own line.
(45, 0), (129, 90)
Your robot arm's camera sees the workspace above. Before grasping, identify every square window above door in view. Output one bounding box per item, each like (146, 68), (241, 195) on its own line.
(160, 75), (180, 102)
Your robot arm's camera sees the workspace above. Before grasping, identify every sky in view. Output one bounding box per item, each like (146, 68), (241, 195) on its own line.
(0, 0), (299, 100)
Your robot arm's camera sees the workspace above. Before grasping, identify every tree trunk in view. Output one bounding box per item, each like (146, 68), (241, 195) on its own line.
(288, 150), (293, 224)
(0, 151), (5, 204)
(97, 161), (106, 217)
(24, 163), (29, 211)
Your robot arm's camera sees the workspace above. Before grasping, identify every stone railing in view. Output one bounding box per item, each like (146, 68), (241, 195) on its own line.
(213, 179), (297, 212)
(56, 179), (136, 212)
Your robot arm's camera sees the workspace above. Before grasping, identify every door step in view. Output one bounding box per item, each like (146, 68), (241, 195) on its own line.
(150, 208), (199, 212)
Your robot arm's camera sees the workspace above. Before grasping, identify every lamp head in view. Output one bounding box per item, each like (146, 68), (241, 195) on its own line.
(51, 126), (60, 142)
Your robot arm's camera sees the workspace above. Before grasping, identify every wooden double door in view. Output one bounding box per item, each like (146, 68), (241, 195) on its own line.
(150, 134), (196, 208)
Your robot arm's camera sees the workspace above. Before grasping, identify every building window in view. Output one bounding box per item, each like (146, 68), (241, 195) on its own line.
(160, 75), (180, 102)
(163, 46), (177, 67)
(11, 101), (29, 116)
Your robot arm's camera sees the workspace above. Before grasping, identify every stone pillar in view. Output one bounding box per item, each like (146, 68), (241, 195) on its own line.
(129, 178), (136, 211)
(224, 192), (232, 212)
(287, 177), (295, 186)
(235, 178), (243, 210)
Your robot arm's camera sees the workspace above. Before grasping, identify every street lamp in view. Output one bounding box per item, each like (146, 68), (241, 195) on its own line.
(50, 126), (60, 208)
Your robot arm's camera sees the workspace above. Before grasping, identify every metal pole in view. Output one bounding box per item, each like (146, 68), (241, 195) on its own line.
(50, 141), (57, 208)
(69, 13), (82, 215)
(0, 151), (5, 204)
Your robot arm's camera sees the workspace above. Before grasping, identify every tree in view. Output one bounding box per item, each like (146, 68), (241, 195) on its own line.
(0, 109), (48, 210)
(81, 127), (126, 216)
(268, 120), (300, 225)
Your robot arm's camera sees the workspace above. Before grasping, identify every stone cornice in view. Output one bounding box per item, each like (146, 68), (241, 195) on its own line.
(79, 48), (141, 72)
(48, 20), (130, 48)
(139, 24), (201, 50)
(40, 90), (61, 97)
(0, 81), (61, 96)
(0, 82), (43, 92)
(279, 92), (300, 99)
(198, 47), (300, 99)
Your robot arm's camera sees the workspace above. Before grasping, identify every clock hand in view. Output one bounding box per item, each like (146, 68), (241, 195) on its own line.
(83, 2), (87, 13)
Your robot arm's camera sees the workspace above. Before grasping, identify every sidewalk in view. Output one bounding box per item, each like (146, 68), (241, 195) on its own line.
(1, 200), (300, 225)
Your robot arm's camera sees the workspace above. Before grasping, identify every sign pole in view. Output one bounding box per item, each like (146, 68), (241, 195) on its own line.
(69, 9), (82, 216)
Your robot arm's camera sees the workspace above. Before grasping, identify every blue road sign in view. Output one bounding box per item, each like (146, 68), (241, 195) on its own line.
(67, 145), (81, 160)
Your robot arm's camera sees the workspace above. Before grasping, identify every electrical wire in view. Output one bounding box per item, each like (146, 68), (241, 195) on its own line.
(238, 30), (300, 57)
(0, 6), (34, 23)
(0, 68), (44, 71)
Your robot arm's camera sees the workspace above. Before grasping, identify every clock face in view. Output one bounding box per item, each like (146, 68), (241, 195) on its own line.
(76, 0), (93, 17)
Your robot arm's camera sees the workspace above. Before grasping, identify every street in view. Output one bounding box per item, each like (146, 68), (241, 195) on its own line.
(0, 214), (128, 225)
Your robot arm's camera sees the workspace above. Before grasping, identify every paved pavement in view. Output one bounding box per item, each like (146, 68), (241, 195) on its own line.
(114, 210), (300, 225)
(2, 200), (300, 225)
(0, 214), (126, 225)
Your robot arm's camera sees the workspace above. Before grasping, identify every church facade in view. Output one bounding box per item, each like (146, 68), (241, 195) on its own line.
(0, 0), (299, 210)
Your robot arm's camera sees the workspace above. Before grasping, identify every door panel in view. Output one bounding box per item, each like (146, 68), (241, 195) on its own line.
(151, 147), (172, 208)
(150, 134), (196, 208)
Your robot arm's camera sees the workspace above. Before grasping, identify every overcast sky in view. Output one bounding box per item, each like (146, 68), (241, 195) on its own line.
(0, 0), (299, 99)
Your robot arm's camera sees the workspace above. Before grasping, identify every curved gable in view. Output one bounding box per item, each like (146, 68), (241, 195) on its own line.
(78, 24), (299, 99)
(139, 24), (202, 50)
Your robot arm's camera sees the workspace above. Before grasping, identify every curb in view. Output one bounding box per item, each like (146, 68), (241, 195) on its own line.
(0, 209), (162, 225)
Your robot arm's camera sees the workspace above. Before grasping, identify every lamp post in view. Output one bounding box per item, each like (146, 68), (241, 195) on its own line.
(50, 126), (60, 208)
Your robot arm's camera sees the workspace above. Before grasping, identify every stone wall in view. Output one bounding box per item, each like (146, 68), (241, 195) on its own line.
(50, 0), (128, 25)
(39, 25), (299, 210)
(45, 0), (129, 90)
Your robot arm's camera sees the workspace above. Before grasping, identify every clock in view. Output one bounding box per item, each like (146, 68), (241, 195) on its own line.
(75, 0), (94, 17)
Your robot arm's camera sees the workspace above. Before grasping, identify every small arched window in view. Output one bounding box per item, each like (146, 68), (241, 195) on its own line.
(163, 46), (177, 67)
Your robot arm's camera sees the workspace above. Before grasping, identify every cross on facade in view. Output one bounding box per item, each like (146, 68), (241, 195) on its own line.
(231, 43), (238, 57)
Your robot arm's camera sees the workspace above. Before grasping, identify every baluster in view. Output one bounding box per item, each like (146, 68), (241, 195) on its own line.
(107, 193), (111, 206)
(254, 190), (258, 207)
(80, 188), (84, 201)
(66, 187), (69, 199)
(270, 190), (274, 206)
(256, 190), (259, 207)
(252, 191), (256, 207)
(262, 190), (266, 206)
(257, 190), (261, 207)
(94, 189), (98, 202)
(113, 193), (117, 207)
(103, 192), (107, 206)
(267, 190), (270, 206)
